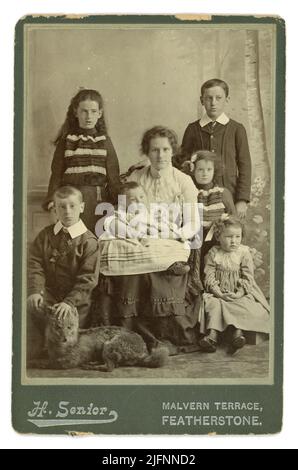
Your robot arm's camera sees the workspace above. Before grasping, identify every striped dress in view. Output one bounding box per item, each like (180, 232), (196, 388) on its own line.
(197, 183), (235, 229)
(44, 127), (120, 231)
(62, 131), (110, 186)
(187, 181), (236, 295)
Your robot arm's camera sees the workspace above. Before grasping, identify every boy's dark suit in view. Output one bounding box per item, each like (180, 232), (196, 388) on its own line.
(27, 223), (99, 360)
(181, 118), (251, 203)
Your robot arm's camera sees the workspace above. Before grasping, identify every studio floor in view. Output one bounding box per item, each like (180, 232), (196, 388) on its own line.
(27, 340), (269, 380)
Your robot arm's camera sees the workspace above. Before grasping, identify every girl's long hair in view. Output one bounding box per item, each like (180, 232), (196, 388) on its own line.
(54, 89), (107, 145)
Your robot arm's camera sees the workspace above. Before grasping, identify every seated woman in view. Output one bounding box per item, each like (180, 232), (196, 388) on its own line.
(92, 126), (200, 352)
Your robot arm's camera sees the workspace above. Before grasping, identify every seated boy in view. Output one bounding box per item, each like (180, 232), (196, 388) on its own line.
(27, 185), (99, 361)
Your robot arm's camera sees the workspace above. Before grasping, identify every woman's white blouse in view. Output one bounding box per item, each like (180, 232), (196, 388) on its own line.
(127, 165), (198, 205)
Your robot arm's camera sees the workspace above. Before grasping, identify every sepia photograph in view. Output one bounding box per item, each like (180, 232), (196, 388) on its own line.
(12, 14), (284, 434)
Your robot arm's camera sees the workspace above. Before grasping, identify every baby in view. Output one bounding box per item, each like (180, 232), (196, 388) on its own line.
(98, 182), (191, 276)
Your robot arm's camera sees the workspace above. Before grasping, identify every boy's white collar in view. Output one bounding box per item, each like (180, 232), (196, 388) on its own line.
(200, 112), (230, 127)
(53, 219), (88, 239)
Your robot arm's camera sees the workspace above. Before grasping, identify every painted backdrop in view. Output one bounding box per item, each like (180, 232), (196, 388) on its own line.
(25, 25), (274, 296)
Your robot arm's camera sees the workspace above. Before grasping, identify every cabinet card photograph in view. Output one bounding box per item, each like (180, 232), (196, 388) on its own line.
(12, 15), (285, 435)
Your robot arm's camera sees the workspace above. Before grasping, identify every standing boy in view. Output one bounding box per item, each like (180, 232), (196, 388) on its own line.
(180, 78), (251, 220)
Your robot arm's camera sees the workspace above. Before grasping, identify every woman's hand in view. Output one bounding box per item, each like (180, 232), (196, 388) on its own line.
(139, 237), (150, 247)
(170, 226), (186, 241)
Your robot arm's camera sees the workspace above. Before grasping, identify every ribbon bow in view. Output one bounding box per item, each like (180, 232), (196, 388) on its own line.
(205, 213), (230, 242)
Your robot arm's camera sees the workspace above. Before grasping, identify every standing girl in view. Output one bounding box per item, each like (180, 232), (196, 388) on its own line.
(199, 216), (270, 353)
(44, 89), (120, 231)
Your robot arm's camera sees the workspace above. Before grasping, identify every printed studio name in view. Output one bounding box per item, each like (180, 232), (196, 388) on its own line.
(161, 401), (264, 427)
(28, 401), (110, 418)
(26, 400), (264, 428)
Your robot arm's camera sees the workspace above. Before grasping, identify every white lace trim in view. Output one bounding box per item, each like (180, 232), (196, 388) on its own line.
(67, 134), (106, 143)
(212, 245), (250, 271)
(65, 148), (107, 157)
(203, 202), (225, 211)
(64, 165), (107, 175)
(198, 186), (224, 197)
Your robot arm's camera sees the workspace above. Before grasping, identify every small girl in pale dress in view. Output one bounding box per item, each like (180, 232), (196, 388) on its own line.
(199, 216), (270, 353)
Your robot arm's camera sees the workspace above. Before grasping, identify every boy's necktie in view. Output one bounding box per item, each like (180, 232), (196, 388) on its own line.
(59, 227), (71, 253)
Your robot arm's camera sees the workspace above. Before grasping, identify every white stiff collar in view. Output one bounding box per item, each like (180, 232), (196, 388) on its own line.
(200, 112), (230, 127)
(53, 219), (88, 239)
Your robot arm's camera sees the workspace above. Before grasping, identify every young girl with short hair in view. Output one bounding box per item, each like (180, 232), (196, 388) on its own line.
(199, 216), (270, 353)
